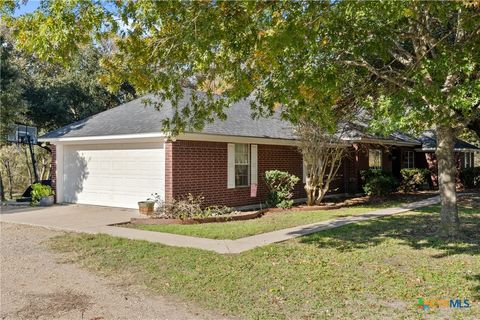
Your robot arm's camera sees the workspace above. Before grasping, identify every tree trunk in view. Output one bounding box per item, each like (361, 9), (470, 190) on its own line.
(305, 179), (316, 206)
(315, 188), (327, 204)
(0, 171), (5, 201)
(5, 162), (13, 199)
(436, 124), (460, 237)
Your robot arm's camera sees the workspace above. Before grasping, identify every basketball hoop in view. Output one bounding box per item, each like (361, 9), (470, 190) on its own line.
(6, 124), (39, 182)
(6, 124), (38, 145)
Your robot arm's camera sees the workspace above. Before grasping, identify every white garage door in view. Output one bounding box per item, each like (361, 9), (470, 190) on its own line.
(63, 142), (165, 208)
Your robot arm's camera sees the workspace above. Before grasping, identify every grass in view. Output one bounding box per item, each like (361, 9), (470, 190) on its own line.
(132, 200), (416, 239)
(50, 194), (480, 319)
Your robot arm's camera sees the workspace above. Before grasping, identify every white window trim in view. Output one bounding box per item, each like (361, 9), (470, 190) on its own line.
(250, 145), (258, 185)
(404, 150), (415, 169)
(234, 143), (250, 187)
(227, 144), (235, 188)
(369, 149), (383, 170)
(227, 143), (257, 188)
(464, 152), (473, 168)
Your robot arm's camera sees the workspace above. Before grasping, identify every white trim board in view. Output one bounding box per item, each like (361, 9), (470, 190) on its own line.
(415, 148), (479, 152)
(41, 131), (425, 148)
(39, 132), (166, 144)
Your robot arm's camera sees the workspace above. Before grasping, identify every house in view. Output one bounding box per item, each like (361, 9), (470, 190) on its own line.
(39, 90), (478, 209)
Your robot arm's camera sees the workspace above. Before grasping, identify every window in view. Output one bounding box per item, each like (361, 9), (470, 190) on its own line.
(235, 144), (250, 186)
(403, 150), (415, 169)
(464, 152), (473, 168)
(369, 149), (382, 169)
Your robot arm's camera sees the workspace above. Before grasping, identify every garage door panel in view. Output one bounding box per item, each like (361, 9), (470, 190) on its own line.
(63, 143), (165, 208)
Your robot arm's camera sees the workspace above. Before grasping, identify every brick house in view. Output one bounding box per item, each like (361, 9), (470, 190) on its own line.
(39, 91), (478, 209)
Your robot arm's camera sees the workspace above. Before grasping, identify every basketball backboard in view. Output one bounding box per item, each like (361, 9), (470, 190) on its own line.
(6, 124), (38, 144)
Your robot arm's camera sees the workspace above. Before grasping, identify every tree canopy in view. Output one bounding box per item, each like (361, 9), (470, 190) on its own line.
(0, 23), (136, 137)
(6, 1), (478, 137)
(4, 0), (480, 236)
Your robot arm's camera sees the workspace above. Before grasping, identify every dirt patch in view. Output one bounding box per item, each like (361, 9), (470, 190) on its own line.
(0, 222), (230, 320)
(15, 290), (91, 319)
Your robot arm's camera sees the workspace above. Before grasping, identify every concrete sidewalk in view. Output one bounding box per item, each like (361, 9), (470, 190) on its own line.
(99, 195), (441, 254)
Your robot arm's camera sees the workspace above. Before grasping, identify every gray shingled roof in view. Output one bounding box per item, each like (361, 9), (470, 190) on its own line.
(39, 90), (479, 151)
(418, 130), (479, 150)
(342, 122), (420, 144)
(40, 90), (295, 140)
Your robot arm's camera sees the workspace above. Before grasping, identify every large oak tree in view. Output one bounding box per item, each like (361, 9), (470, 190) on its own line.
(5, 0), (479, 237)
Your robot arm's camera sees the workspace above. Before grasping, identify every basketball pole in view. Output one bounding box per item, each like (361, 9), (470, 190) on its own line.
(27, 135), (39, 182)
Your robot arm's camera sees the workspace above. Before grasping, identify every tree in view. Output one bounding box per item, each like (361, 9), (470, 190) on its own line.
(21, 46), (135, 132)
(322, 1), (480, 237)
(0, 28), (27, 138)
(7, 1), (479, 236)
(296, 120), (348, 206)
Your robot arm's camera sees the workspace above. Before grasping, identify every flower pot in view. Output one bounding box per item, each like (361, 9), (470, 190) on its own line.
(138, 201), (155, 215)
(39, 196), (54, 206)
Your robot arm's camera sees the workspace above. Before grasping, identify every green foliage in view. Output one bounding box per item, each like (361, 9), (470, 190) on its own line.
(0, 144), (51, 199)
(0, 31), (27, 138)
(399, 168), (430, 192)
(264, 170), (300, 209)
(9, 1), (480, 136)
(0, 23), (135, 136)
(22, 46), (134, 132)
(461, 167), (480, 189)
(360, 169), (397, 196)
(30, 183), (54, 204)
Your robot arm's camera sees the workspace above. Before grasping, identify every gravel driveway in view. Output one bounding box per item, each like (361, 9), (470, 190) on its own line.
(0, 223), (229, 320)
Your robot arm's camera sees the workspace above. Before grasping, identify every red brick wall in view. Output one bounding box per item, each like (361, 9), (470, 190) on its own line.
(165, 140), (307, 207)
(422, 152), (465, 189)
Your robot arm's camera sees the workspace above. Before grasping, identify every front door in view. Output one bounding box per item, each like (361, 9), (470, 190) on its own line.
(391, 148), (401, 179)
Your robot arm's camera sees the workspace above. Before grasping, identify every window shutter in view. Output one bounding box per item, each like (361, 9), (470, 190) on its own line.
(251, 144), (258, 184)
(227, 143), (235, 188)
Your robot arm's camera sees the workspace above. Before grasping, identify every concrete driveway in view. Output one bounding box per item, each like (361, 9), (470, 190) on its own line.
(0, 204), (142, 233)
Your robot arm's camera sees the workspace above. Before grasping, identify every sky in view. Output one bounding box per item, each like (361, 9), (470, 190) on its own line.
(13, 0), (42, 16)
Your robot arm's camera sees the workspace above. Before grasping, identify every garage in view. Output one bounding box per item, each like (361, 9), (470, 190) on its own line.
(61, 142), (165, 208)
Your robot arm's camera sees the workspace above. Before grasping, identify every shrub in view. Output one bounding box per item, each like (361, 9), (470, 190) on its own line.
(31, 183), (54, 204)
(360, 169), (397, 196)
(461, 167), (480, 188)
(149, 193), (238, 220)
(264, 170), (300, 209)
(399, 168), (430, 192)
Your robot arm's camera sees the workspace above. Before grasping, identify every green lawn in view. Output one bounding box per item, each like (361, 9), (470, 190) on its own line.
(132, 200), (416, 239)
(50, 195), (480, 319)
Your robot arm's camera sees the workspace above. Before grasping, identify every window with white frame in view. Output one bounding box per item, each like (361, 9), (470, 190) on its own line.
(403, 150), (415, 168)
(369, 149), (382, 169)
(464, 152), (473, 168)
(235, 144), (250, 186)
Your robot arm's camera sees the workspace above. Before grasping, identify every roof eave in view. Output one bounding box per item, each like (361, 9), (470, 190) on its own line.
(344, 137), (420, 147)
(415, 147), (480, 152)
(39, 132), (167, 143)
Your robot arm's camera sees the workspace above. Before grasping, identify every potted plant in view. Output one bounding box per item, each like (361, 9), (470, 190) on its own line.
(31, 183), (55, 206)
(138, 200), (155, 215)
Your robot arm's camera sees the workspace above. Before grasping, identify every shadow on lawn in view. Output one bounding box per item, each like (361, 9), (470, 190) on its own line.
(299, 203), (480, 258)
(466, 274), (480, 300)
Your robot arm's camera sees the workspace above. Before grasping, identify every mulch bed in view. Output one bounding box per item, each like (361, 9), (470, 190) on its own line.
(129, 210), (264, 225)
(126, 191), (443, 226)
(265, 191), (440, 215)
